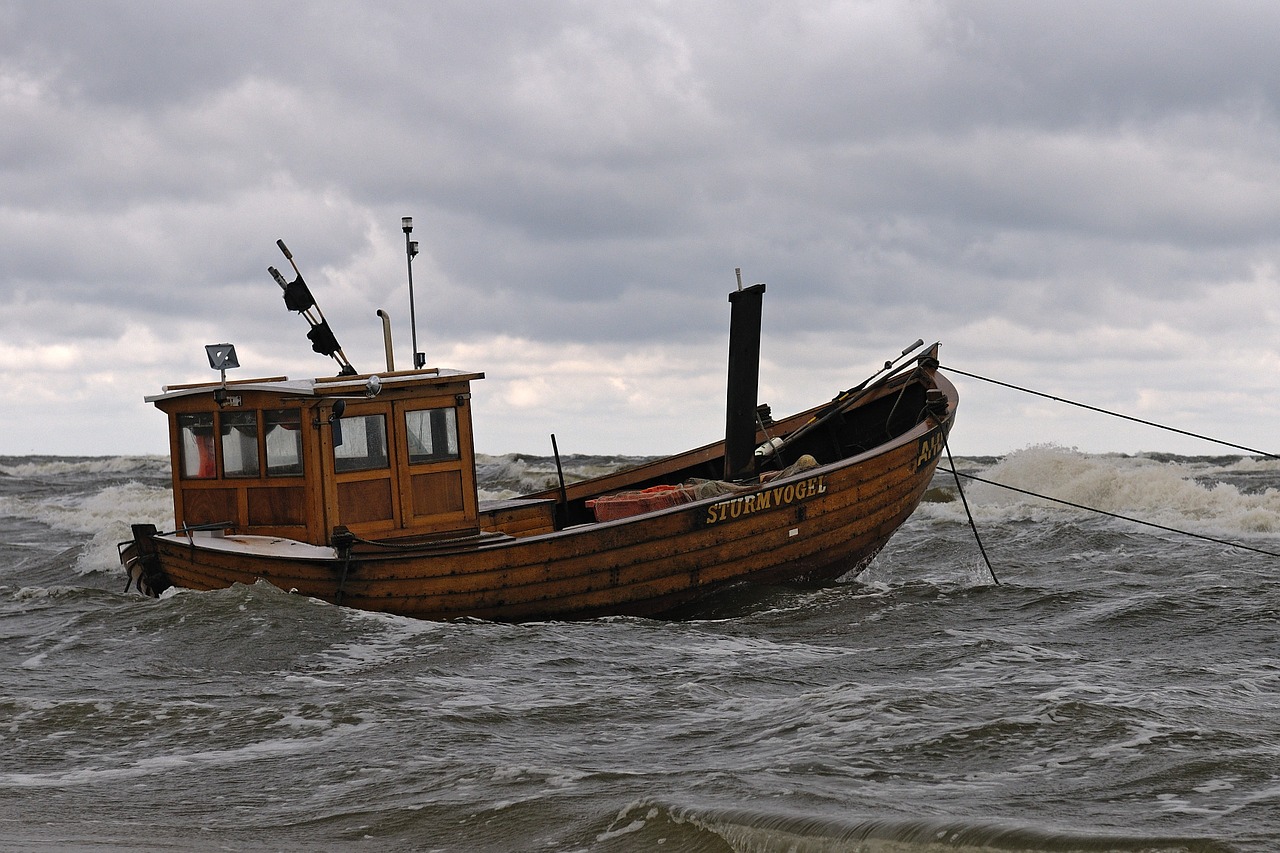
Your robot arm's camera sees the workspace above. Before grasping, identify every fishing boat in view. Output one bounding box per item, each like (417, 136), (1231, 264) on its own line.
(119, 237), (958, 621)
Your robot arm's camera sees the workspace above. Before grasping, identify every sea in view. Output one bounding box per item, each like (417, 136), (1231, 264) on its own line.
(0, 446), (1275, 852)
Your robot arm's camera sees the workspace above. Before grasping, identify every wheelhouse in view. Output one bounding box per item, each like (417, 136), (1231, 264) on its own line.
(148, 369), (485, 546)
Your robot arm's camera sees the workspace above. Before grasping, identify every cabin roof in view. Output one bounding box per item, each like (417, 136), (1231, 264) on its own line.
(145, 368), (484, 403)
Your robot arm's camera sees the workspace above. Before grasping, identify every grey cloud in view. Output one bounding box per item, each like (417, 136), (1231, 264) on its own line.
(3, 1), (1280, 454)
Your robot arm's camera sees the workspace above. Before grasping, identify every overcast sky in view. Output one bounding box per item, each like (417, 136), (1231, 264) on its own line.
(3, 1), (1279, 458)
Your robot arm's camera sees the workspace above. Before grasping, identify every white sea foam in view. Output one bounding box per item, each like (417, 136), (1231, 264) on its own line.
(77, 484), (172, 575)
(933, 444), (1280, 536)
(0, 720), (374, 788)
(0, 455), (168, 480)
(11, 585), (84, 600)
(474, 452), (647, 499)
(304, 608), (460, 677)
(1, 481), (169, 536)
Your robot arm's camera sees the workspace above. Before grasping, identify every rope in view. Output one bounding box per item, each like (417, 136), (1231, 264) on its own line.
(344, 530), (501, 550)
(942, 467), (1280, 559)
(943, 438), (999, 585)
(335, 543), (353, 605)
(941, 365), (1279, 460)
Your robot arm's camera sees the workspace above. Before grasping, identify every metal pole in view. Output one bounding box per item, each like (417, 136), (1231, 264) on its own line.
(402, 216), (423, 369)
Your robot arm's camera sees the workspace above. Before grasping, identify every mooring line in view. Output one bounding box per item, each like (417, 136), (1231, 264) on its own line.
(941, 365), (1279, 460)
(940, 467), (1280, 559)
(943, 438), (1000, 585)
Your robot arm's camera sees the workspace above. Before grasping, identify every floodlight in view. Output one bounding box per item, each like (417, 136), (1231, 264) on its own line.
(205, 344), (239, 371)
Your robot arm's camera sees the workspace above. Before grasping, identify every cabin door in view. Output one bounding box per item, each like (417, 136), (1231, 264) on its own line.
(326, 403), (401, 536)
(391, 400), (479, 534)
(322, 398), (479, 538)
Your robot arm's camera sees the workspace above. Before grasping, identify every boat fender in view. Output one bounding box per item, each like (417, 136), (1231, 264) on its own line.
(755, 437), (784, 458)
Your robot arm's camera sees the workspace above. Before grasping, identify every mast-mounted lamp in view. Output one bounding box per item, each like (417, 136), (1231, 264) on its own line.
(403, 216), (425, 369)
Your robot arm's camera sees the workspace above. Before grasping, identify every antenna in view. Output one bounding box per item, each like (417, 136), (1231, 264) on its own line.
(403, 216), (425, 369)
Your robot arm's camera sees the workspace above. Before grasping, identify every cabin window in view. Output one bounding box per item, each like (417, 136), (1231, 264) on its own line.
(220, 411), (261, 478)
(264, 408), (303, 476)
(405, 407), (459, 464)
(334, 413), (389, 472)
(178, 413), (216, 479)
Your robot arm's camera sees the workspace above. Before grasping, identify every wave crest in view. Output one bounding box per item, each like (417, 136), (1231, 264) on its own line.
(936, 445), (1280, 536)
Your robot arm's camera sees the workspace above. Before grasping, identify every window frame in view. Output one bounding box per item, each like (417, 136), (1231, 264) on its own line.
(404, 406), (461, 466)
(219, 410), (262, 479)
(332, 411), (391, 473)
(263, 408), (305, 477)
(178, 412), (218, 480)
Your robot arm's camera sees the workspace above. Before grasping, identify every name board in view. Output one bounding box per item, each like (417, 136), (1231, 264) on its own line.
(705, 475), (827, 525)
(915, 428), (945, 471)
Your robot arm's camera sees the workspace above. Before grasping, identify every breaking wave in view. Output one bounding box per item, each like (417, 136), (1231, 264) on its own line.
(926, 444), (1280, 537)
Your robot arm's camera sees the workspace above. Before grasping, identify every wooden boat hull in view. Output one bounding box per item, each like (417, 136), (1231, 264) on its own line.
(126, 374), (955, 621)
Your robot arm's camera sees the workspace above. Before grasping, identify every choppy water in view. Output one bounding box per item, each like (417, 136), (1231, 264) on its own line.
(1, 448), (1276, 852)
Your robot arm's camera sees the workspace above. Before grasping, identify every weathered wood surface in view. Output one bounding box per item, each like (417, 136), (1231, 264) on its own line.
(141, 365), (957, 621)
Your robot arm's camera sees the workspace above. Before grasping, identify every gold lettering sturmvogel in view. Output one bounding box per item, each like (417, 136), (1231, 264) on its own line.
(704, 475), (828, 525)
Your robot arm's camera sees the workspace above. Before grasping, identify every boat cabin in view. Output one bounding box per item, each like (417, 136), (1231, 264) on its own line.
(148, 369), (487, 546)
